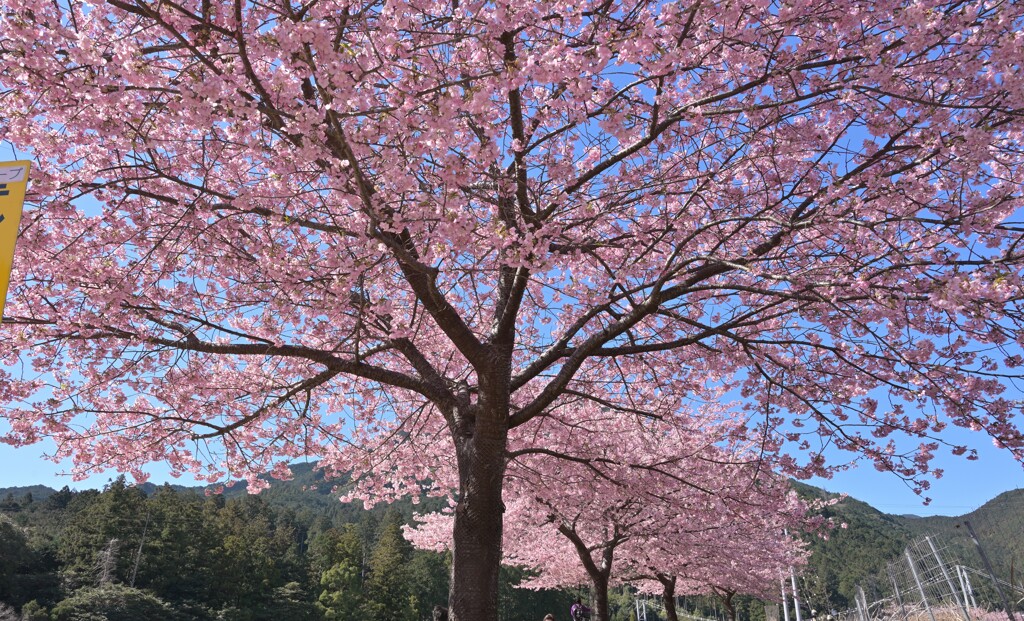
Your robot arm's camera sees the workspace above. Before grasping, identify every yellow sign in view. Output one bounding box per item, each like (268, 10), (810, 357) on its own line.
(0, 160), (31, 323)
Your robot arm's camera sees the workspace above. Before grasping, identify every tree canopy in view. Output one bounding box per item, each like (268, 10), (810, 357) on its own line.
(3, 0), (1024, 618)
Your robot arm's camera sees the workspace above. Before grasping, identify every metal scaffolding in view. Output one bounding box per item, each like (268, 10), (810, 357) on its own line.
(828, 533), (1024, 621)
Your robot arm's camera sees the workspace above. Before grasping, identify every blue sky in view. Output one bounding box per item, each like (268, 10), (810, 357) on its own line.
(809, 440), (1023, 516)
(0, 437), (207, 491)
(2, 425), (1020, 516)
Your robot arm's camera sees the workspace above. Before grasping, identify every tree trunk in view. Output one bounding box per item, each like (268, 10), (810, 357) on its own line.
(659, 574), (679, 621)
(590, 574), (611, 621)
(557, 521), (619, 621)
(448, 399), (509, 621)
(716, 590), (737, 621)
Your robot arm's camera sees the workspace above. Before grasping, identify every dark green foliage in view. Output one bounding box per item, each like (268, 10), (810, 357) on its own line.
(57, 478), (149, 590)
(0, 471), (576, 620)
(205, 494), (305, 608)
(313, 509), (452, 621)
(264, 582), (321, 620)
(50, 584), (185, 621)
(5, 474), (1020, 621)
(792, 482), (914, 612)
(0, 514), (60, 608)
(0, 517), (31, 601)
(0, 478), (319, 619)
(129, 485), (219, 604)
(362, 509), (417, 621)
(405, 550), (451, 619)
(318, 556), (365, 620)
(312, 522), (367, 620)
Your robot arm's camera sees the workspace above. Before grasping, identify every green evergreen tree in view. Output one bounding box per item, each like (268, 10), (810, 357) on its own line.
(57, 478), (148, 590)
(208, 495), (288, 608)
(263, 582), (320, 621)
(362, 510), (416, 621)
(132, 486), (219, 606)
(0, 494), (18, 513)
(406, 550), (450, 618)
(203, 494), (313, 617)
(50, 584), (185, 621)
(319, 558), (364, 620)
(18, 600), (50, 621)
(311, 521), (366, 614)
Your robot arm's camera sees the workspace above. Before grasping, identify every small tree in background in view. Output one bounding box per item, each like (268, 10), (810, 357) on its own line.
(362, 511), (417, 621)
(408, 408), (812, 621)
(50, 584), (184, 621)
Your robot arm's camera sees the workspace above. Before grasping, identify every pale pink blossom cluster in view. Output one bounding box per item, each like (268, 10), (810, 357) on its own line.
(2, 1), (1024, 617)
(1, 0), (1021, 490)
(405, 402), (817, 619)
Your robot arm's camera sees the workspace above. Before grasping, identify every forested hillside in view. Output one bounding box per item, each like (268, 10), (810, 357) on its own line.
(793, 483), (913, 614)
(794, 483), (1024, 614)
(2, 474), (1021, 621)
(0, 473), (570, 621)
(903, 491), (1024, 581)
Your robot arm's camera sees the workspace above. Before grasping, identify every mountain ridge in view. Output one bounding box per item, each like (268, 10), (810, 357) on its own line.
(789, 481), (1024, 612)
(2, 473), (1021, 615)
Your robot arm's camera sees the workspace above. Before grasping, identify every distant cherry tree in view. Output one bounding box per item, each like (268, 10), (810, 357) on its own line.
(503, 426), (811, 621)
(405, 409), (812, 621)
(2, 1), (1024, 619)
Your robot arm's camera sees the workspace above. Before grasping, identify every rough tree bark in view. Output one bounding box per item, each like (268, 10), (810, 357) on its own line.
(450, 421), (507, 621)
(713, 587), (738, 621)
(558, 522), (620, 621)
(659, 573), (680, 621)
(448, 347), (513, 621)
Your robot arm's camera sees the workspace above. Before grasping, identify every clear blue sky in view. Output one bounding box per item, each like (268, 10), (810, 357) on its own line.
(2, 423), (1021, 516)
(808, 440), (1023, 516)
(0, 436), (204, 491)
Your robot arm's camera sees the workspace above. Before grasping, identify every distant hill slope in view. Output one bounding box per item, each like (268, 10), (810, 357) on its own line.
(4, 472), (1021, 609)
(901, 489), (1024, 581)
(791, 482), (1024, 611)
(792, 481), (915, 609)
(1, 462), (442, 527)
(0, 485), (58, 501)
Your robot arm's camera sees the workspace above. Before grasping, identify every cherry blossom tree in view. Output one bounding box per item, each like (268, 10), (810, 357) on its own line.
(407, 407), (813, 621)
(501, 424), (715, 621)
(3, 0), (1024, 619)
(635, 506), (811, 621)
(504, 470), (807, 621)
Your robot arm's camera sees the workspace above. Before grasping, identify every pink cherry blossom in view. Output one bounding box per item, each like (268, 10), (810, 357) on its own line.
(2, 1), (1024, 619)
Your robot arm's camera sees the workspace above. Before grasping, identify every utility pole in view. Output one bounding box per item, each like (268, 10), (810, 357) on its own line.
(129, 509), (151, 587)
(782, 578), (792, 621)
(790, 569), (804, 621)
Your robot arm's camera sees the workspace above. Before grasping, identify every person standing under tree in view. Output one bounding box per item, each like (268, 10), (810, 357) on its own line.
(570, 597), (591, 621)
